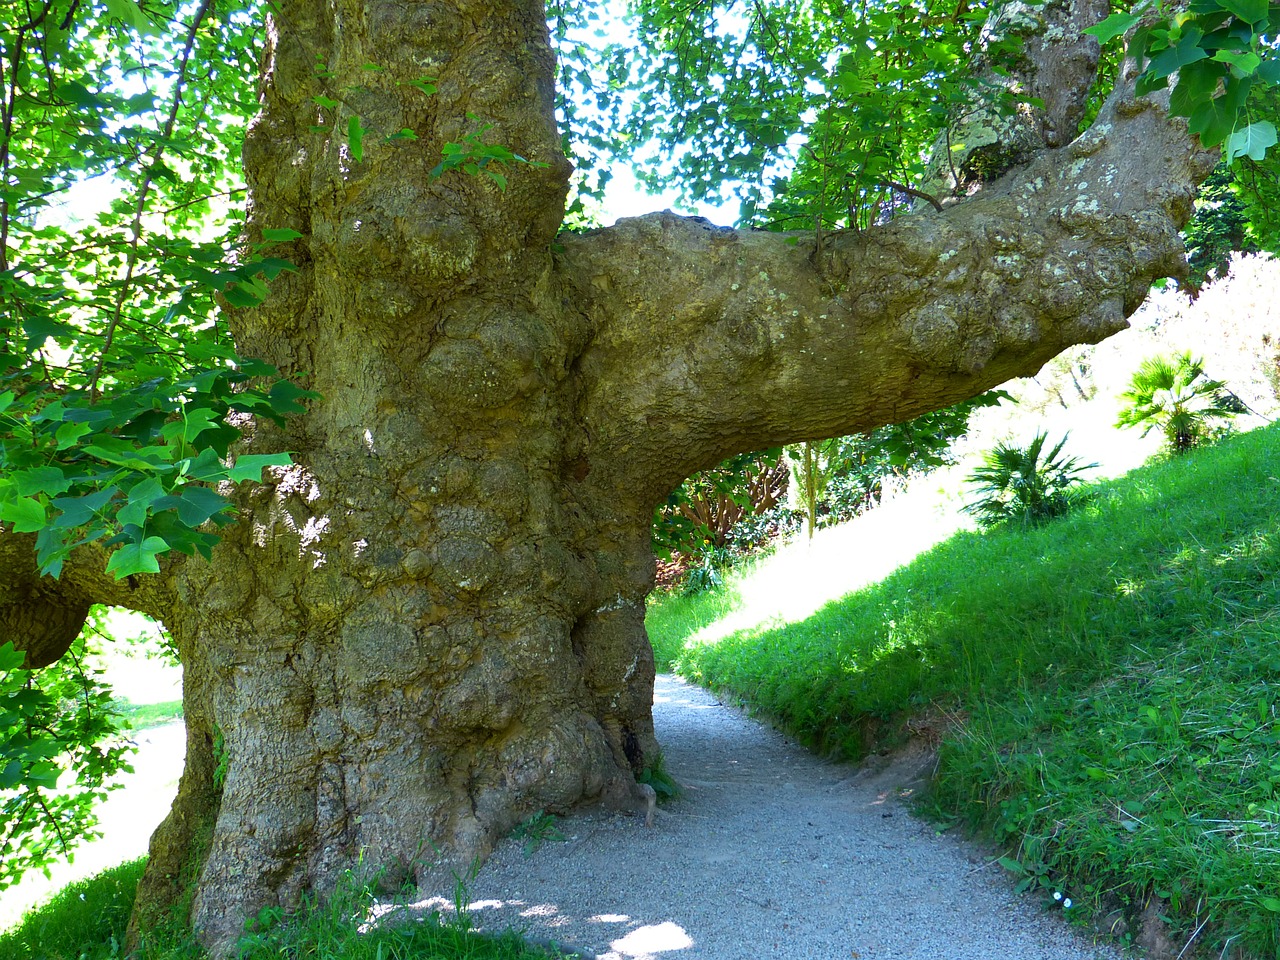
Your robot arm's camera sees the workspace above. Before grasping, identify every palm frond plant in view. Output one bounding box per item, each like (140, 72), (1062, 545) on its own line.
(1116, 352), (1241, 453)
(964, 432), (1096, 529)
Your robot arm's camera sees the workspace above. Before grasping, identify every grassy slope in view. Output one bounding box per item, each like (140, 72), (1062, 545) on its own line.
(0, 860), (148, 960)
(650, 424), (1280, 958)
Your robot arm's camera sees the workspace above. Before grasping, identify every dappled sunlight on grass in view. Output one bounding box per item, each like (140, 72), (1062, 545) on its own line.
(653, 476), (973, 664)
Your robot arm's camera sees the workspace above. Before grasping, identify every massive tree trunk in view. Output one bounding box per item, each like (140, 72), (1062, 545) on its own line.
(4, 0), (1211, 954)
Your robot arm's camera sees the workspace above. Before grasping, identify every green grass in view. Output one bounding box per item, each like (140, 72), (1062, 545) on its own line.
(652, 423), (1280, 958)
(115, 699), (184, 730)
(647, 579), (743, 670)
(0, 858), (147, 960)
(1, 858), (580, 960)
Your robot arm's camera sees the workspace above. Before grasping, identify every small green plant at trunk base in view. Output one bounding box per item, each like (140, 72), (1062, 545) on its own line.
(637, 752), (681, 801)
(509, 812), (564, 856)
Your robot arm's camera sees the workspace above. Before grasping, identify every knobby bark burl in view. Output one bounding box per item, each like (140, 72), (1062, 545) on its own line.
(0, 0), (1212, 953)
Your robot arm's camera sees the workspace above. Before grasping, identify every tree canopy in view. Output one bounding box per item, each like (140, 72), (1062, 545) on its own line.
(1, 0), (1278, 584)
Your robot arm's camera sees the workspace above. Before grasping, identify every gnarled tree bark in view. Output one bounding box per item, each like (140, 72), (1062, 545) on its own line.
(2, 0), (1212, 954)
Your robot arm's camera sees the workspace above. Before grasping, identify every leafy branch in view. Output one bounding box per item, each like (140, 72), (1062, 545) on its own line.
(429, 114), (550, 191)
(88, 0), (214, 400)
(1086, 0), (1280, 159)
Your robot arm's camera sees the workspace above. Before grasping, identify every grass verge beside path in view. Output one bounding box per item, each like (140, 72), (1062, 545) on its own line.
(647, 579), (743, 671)
(652, 423), (1280, 958)
(1, 858), (577, 960)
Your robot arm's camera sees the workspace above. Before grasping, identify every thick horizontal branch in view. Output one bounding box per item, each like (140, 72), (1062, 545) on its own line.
(0, 532), (177, 667)
(558, 73), (1213, 507)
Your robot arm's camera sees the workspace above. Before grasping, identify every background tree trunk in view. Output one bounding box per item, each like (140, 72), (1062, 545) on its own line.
(92, 0), (1213, 953)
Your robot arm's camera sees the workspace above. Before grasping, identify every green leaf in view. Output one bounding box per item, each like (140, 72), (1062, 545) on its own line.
(1224, 120), (1278, 160)
(0, 759), (21, 789)
(312, 95), (339, 110)
(347, 116), (365, 164)
(82, 443), (171, 471)
(404, 77), (438, 96)
(24, 760), (60, 790)
(177, 448), (229, 482)
(227, 453), (292, 484)
(0, 642), (25, 671)
(1083, 12), (1141, 43)
(1189, 95), (1237, 146)
(161, 407), (223, 446)
(249, 258), (297, 282)
(51, 487), (119, 528)
(1220, 0), (1268, 24)
(261, 227), (304, 243)
(105, 535), (171, 579)
(266, 380), (317, 418)
(1213, 49), (1261, 76)
(169, 486), (231, 527)
(56, 81), (107, 110)
(13, 467), (72, 498)
(151, 486), (231, 527)
(0, 391), (15, 415)
(1261, 897), (1280, 912)
(22, 315), (78, 351)
(1, 496), (47, 533)
(1259, 58), (1280, 84)
(55, 421), (92, 450)
(1170, 60), (1228, 116)
(116, 477), (167, 528)
(103, 0), (159, 34)
(1149, 29), (1210, 80)
(233, 358), (281, 378)
(222, 283), (265, 308)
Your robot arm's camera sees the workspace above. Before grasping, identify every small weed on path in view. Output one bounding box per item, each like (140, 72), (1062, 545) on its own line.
(509, 812), (565, 857)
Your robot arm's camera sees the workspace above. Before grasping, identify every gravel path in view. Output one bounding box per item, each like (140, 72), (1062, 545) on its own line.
(425, 675), (1123, 960)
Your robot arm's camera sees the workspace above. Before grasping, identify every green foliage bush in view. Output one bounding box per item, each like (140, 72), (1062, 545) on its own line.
(652, 450), (787, 558)
(656, 393), (1006, 581)
(963, 431), (1094, 529)
(789, 392), (1009, 537)
(1182, 162), (1258, 287)
(0, 637), (131, 892)
(1116, 352), (1241, 453)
